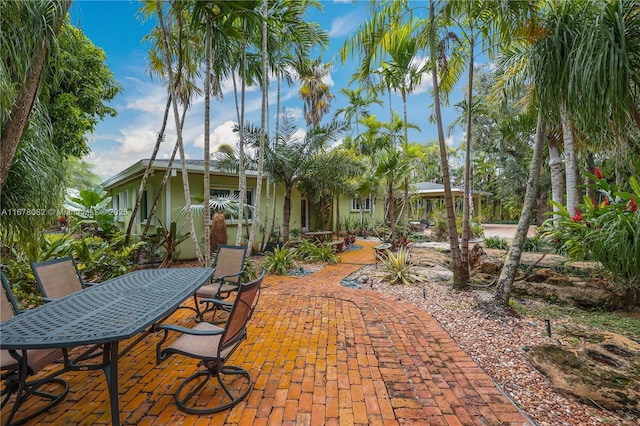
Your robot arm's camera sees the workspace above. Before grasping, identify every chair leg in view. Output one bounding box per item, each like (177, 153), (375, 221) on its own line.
(174, 365), (252, 414)
(3, 374), (68, 426)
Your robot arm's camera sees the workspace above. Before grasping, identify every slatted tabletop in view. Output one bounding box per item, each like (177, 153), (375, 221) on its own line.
(0, 268), (214, 350)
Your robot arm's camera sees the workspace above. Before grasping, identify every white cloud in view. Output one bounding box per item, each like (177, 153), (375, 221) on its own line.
(281, 107), (303, 122)
(329, 10), (364, 38)
(195, 120), (240, 152)
(123, 78), (168, 114)
(292, 128), (306, 142)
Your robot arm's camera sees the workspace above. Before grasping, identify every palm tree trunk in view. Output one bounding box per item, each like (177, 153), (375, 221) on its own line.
(402, 89), (409, 239)
(282, 185), (293, 242)
(494, 113), (546, 307)
(236, 23), (248, 246)
(561, 99), (579, 215)
(461, 34), (474, 270)
(141, 122), (181, 240)
(156, 2), (203, 265)
(548, 135), (564, 220)
(247, 0), (268, 256)
(203, 16), (212, 265)
(0, 0), (70, 192)
(126, 94), (172, 244)
(430, 0), (467, 289)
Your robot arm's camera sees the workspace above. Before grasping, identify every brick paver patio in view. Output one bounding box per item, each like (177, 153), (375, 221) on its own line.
(2, 240), (532, 425)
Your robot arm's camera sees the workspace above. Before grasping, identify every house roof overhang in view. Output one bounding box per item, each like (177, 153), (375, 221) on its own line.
(101, 159), (261, 190)
(410, 181), (492, 198)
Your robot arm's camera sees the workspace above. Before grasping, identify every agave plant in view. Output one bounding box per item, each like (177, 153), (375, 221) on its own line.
(380, 246), (421, 285)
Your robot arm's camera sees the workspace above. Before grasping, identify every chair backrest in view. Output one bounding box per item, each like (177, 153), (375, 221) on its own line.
(219, 271), (264, 353)
(31, 256), (86, 300)
(1, 272), (21, 320)
(212, 245), (247, 285)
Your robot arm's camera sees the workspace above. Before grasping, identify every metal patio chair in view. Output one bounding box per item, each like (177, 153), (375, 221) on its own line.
(30, 257), (103, 361)
(192, 244), (247, 322)
(30, 256), (90, 302)
(1, 272), (68, 425)
(156, 271), (264, 414)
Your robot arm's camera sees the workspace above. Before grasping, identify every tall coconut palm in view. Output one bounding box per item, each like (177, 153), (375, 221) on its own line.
(298, 58), (335, 128)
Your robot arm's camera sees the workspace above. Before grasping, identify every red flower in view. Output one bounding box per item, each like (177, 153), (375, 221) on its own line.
(571, 207), (583, 222)
(603, 198), (610, 206)
(594, 167), (602, 179)
(630, 197), (638, 212)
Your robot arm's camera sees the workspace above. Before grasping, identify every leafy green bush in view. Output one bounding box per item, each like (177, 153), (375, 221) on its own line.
(263, 245), (295, 276)
(522, 235), (549, 252)
(542, 169), (640, 295)
(241, 257), (259, 282)
(484, 236), (508, 249)
(430, 209), (449, 242)
(379, 247), (421, 285)
(71, 235), (143, 282)
(294, 240), (339, 264)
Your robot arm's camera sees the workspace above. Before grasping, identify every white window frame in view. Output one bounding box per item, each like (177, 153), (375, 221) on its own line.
(114, 190), (129, 221)
(350, 196), (372, 212)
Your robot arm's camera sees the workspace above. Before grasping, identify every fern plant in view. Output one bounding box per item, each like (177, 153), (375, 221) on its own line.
(263, 245), (294, 276)
(380, 247), (421, 285)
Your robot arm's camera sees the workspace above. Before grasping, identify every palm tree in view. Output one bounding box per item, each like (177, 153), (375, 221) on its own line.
(262, 0), (328, 247)
(493, 112), (546, 308)
(298, 58), (335, 128)
(334, 87), (382, 138)
(1, 0), (71, 191)
(155, 0), (204, 265)
(267, 116), (344, 242)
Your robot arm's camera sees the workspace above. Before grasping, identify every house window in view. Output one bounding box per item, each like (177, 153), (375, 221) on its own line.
(140, 190), (149, 221)
(114, 190), (129, 221)
(351, 197), (372, 212)
(210, 188), (253, 220)
(118, 190), (129, 210)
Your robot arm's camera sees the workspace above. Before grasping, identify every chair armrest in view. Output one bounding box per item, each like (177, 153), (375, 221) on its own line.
(214, 270), (244, 282)
(199, 298), (232, 307)
(156, 323), (224, 336)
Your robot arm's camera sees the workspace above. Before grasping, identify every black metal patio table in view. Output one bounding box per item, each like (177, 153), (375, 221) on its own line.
(0, 267), (214, 426)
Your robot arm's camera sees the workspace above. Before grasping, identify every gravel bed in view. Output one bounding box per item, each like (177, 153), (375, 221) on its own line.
(353, 264), (638, 426)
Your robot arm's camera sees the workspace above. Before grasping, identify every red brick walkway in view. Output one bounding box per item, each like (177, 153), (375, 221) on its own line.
(3, 241), (532, 425)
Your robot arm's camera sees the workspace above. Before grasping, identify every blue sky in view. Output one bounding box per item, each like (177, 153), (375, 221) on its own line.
(70, 1), (466, 179)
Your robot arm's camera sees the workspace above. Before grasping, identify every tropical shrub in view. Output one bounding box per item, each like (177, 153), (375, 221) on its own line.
(241, 257), (259, 282)
(484, 236), (508, 250)
(430, 209), (449, 242)
(380, 247), (422, 285)
(294, 240), (339, 264)
(522, 235), (549, 252)
(542, 169), (640, 297)
(263, 245), (295, 276)
(71, 235), (143, 282)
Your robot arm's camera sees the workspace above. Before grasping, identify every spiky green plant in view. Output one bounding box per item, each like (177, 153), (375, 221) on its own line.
(380, 247), (421, 285)
(294, 240), (339, 264)
(263, 245), (295, 276)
